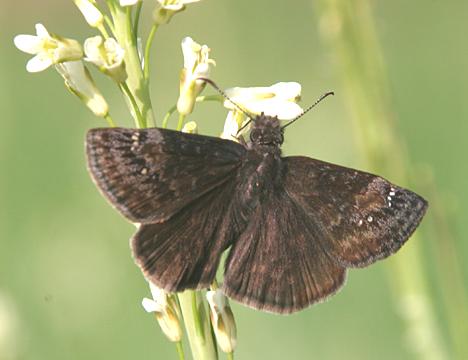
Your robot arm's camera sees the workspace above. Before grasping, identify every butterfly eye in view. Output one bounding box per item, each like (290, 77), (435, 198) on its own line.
(250, 130), (260, 142)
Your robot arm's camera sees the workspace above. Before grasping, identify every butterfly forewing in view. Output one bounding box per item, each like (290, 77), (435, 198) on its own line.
(283, 156), (428, 268)
(86, 127), (245, 224)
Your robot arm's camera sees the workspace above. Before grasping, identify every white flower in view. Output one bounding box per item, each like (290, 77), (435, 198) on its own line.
(14, 24), (83, 73)
(206, 289), (237, 354)
(73, 0), (103, 28)
(224, 82), (303, 120)
(220, 110), (245, 141)
(154, 0), (202, 24)
(84, 36), (127, 82)
(120, 0), (140, 6)
(142, 282), (182, 342)
(55, 61), (109, 117)
(176, 37), (215, 115)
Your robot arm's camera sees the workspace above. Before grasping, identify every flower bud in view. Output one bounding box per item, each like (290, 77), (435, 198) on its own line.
(206, 289), (237, 354)
(73, 0), (104, 28)
(182, 121), (198, 134)
(153, 0), (202, 25)
(142, 282), (182, 343)
(55, 61), (109, 117)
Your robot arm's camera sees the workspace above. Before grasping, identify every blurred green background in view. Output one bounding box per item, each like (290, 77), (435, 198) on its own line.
(1, 1), (467, 359)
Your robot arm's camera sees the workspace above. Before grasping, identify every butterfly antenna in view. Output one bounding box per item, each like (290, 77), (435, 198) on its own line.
(281, 91), (334, 130)
(198, 77), (252, 118)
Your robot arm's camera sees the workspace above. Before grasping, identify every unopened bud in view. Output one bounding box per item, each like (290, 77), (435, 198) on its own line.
(142, 283), (182, 342)
(206, 289), (237, 354)
(182, 121), (198, 134)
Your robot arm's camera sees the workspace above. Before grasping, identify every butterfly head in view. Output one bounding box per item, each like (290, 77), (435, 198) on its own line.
(249, 113), (284, 146)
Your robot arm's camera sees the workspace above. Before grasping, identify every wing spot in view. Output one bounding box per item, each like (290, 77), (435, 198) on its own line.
(141, 168), (148, 175)
(131, 133), (140, 141)
(367, 216), (373, 222)
(358, 219), (363, 226)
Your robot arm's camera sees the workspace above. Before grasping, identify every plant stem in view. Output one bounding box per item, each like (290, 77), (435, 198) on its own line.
(120, 82), (145, 128)
(175, 341), (185, 360)
(178, 291), (218, 360)
(144, 24), (159, 80)
(110, 3), (156, 127)
(104, 114), (116, 127)
(227, 352), (234, 360)
(133, 1), (143, 38)
(176, 113), (186, 131)
(315, 1), (450, 359)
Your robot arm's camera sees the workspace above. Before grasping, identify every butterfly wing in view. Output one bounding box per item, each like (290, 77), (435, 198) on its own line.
(223, 190), (347, 314)
(86, 127), (245, 223)
(283, 156), (428, 268)
(132, 178), (243, 291)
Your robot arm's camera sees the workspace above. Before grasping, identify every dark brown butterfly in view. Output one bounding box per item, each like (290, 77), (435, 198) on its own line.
(86, 102), (427, 314)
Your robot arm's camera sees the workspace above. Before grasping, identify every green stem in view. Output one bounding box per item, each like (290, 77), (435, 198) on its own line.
(120, 82), (145, 128)
(110, 3), (155, 127)
(191, 291), (205, 341)
(315, 1), (449, 359)
(133, 1), (143, 38)
(176, 113), (186, 131)
(97, 24), (110, 39)
(143, 23), (159, 80)
(177, 291), (218, 360)
(226, 352), (234, 360)
(104, 114), (116, 127)
(175, 341), (185, 360)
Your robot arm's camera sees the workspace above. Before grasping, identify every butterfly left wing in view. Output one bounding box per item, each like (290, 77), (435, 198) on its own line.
(131, 177), (244, 292)
(86, 127), (245, 223)
(283, 156), (428, 268)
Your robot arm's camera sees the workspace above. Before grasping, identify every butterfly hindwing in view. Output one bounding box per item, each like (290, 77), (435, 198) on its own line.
(283, 156), (428, 268)
(86, 127), (245, 223)
(223, 190), (347, 314)
(132, 179), (242, 292)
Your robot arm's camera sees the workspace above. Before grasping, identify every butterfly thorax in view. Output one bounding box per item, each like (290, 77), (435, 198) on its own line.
(233, 115), (285, 219)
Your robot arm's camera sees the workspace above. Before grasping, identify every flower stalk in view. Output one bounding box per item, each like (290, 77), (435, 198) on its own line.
(110, 3), (155, 127)
(177, 291), (218, 360)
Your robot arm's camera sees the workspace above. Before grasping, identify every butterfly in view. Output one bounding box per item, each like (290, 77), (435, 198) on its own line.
(85, 91), (428, 314)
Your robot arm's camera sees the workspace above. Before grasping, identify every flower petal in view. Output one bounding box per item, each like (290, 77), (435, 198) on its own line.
(141, 298), (160, 313)
(26, 54), (53, 72)
(258, 99), (304, 120)
(120, 0), (139, 6)
(13, 35), (43, 54)
(161, 3), (185, 10)
(270, 82), (302, 100)
(35, 23), (50, 38)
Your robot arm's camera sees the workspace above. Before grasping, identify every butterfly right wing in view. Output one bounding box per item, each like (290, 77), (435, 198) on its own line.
(283, 156), (428, 268)
(86, 127), (245, 224)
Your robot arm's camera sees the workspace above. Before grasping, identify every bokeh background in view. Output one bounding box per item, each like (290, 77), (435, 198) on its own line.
(1, 1), (467, 359)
